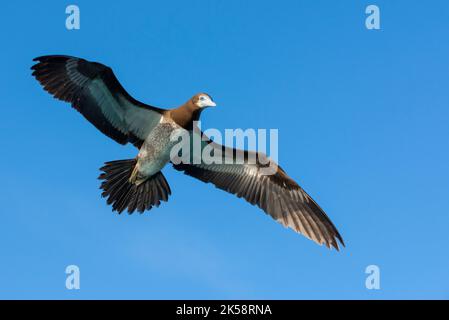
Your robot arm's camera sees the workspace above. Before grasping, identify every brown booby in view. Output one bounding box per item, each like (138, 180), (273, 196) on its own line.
(31, 55), (344, 250)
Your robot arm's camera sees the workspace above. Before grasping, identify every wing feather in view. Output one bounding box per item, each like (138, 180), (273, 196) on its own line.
(32, 55), (164, 147)
(173, 129), (344, 250)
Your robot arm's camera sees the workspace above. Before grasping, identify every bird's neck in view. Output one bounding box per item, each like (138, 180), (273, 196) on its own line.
(169, 100), (202, 130)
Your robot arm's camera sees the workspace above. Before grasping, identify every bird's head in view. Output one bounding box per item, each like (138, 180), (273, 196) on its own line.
(192, 93), (216, 109)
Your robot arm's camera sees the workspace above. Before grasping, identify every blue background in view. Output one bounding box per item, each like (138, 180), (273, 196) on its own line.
(1, 0), (448, 299)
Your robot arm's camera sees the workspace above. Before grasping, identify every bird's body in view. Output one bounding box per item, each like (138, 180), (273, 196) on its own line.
(131, 117), (183, 185)
(31, 55), (345, 250)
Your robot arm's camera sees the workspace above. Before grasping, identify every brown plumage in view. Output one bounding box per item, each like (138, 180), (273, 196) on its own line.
(167, 94), (211, 130)
(31, 55), (344, 250)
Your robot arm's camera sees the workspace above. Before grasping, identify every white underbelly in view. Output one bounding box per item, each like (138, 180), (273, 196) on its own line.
(136, 118), (185, 177)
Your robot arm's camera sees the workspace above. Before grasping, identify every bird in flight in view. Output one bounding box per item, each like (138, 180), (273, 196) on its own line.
(31, 55), (344, 250)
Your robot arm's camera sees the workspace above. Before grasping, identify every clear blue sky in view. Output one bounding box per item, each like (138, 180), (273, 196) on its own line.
(1, 0), (448, 299)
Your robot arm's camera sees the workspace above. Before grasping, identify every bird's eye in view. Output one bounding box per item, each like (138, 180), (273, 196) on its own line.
(200, 96), (206, 101)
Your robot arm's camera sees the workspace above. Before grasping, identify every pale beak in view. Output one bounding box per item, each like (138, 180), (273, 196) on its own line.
(208, 100), (217, 107)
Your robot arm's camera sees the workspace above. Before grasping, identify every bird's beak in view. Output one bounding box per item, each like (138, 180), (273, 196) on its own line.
(208, 101), (217, 107)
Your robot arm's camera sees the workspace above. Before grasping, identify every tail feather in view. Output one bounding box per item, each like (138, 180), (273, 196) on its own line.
(98, 159), (171, 214)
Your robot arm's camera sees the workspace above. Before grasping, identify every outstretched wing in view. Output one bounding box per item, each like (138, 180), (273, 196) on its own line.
(172, 128), (344, 250)
(31, 55), (164, 147)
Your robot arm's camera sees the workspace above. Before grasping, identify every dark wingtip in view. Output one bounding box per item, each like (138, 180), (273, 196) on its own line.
(335, 232), (345, 249)
(332, 235), (345, 252)
(31, 55), (53, 64)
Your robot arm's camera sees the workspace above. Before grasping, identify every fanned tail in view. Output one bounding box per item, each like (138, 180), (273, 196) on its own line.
(98, 159), (171, 213)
